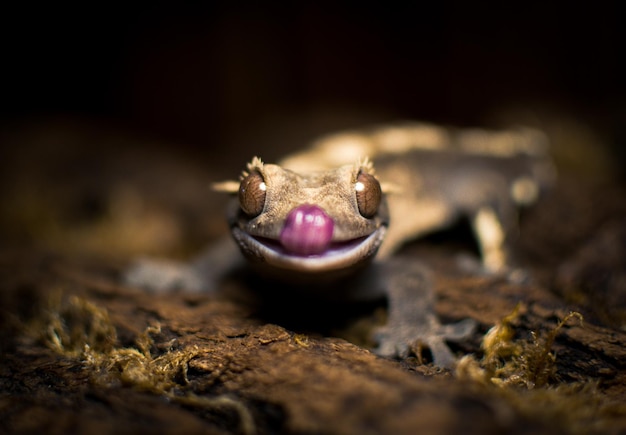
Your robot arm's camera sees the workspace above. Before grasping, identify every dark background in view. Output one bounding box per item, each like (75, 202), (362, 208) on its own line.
(1, 2), (624, 168)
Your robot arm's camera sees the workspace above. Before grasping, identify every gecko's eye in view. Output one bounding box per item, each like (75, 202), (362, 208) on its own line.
(239, 171), (267, 216)
(355, 172), (381, 218)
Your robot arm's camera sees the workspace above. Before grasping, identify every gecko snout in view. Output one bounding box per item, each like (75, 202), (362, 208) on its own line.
(279, 204), (334, 256)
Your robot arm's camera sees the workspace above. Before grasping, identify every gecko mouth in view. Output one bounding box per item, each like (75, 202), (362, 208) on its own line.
(231, 226), (387, 273)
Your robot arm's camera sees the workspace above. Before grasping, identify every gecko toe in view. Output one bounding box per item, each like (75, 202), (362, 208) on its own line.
(440, 318), (477, 341)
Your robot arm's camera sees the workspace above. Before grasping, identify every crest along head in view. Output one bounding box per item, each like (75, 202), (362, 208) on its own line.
(212, 157), (266, 195)
(241, 156), (265, 180)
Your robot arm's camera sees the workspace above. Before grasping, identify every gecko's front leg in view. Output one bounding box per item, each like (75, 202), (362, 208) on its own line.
(125, 257), (206, 293)
(124, 237), (242, 293)
(373, 258), (476, 368)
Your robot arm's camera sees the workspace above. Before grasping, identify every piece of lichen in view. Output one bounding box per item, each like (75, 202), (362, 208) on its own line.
(34, 293), (256, 435)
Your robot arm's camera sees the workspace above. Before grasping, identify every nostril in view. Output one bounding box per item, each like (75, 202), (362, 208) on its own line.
(280, 204), (334, 256)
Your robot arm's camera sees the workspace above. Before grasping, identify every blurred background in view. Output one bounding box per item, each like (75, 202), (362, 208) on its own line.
(0, 2), (624, 258)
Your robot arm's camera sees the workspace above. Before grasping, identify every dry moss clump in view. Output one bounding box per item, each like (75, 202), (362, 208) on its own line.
(34, 293), (256, 435)
(457, 304), (583, 388)
(457, 304), (624, 434)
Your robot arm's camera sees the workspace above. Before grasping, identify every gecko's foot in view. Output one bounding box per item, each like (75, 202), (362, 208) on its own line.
(375, 258), (478, 368)
(124, 258), (207, 293)
(373, 317), (477, 369)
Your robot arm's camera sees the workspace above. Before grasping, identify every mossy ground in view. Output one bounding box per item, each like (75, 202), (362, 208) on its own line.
(1, 119), (625, 434)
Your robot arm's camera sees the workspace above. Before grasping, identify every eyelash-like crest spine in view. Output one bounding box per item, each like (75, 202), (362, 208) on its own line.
(240, 156), (265, 180)
(355, 156), (375, 176)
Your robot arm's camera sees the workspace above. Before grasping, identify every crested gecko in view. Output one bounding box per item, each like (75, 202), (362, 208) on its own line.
(126, 121), (554, 367)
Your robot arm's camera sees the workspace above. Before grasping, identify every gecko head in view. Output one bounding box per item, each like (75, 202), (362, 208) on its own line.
(214, 157), (389, 276)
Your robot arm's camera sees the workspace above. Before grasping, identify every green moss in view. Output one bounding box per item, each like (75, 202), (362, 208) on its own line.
(35, 293), (256, 435)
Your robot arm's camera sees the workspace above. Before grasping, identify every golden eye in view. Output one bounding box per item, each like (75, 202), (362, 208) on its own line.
(355, 172), (381, 218)
(239, 171), (267, 216)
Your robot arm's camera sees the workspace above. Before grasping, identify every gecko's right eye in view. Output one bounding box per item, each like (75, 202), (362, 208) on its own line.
(355, 172), (381, 218)
(239, 171), (267, 216)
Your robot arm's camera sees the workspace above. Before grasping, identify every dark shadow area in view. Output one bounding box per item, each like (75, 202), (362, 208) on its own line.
(1, 3), (624, 170)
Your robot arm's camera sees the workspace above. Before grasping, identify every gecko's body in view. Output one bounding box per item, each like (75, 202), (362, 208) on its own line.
(126, 121), (554, 367)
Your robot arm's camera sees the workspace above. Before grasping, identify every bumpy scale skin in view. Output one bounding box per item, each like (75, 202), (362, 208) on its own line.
(126, 121), (554, 368)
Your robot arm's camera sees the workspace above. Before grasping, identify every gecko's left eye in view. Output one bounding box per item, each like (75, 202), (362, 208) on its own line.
(355, 172), (381, 218)
(239, 171), (267, 216)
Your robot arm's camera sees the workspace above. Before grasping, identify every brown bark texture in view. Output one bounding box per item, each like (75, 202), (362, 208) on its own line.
(1, 120), (625, 435)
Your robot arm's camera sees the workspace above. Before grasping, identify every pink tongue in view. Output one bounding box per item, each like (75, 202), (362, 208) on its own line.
(280, 204), (334, 256)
